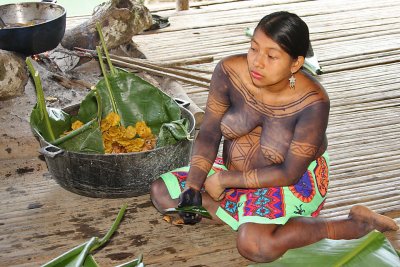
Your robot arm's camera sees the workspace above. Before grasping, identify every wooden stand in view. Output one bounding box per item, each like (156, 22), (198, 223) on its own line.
(176, 0), (189, 11)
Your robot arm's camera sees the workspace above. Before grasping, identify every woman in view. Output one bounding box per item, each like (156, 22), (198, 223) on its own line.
(150, 11), (398, 262)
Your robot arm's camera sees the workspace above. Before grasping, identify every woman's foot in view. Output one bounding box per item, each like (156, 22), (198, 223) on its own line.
(349, 205), (399, 233)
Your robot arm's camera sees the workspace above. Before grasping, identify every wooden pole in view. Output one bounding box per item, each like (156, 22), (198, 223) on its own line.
(176, 0), (189, 11)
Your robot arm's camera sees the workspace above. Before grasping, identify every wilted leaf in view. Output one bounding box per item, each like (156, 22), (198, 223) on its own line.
(42, 204), (128, 267)
(157, 118), (190, 147)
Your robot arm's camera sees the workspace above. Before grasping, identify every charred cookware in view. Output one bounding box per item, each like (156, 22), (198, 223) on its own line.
(0, 2), (66, 55)
(36, 105), (195, 198)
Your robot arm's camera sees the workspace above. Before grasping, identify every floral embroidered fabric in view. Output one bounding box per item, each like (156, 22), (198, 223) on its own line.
(161, 153), (329, 231)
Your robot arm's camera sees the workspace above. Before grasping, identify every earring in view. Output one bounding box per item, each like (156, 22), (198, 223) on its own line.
(289, 73), (296, 90)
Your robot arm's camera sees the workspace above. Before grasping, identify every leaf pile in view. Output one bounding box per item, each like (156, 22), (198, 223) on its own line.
(29, 24), (191, 154)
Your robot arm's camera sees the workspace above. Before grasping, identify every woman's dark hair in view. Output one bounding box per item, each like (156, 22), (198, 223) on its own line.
(255, 11), (309, 59)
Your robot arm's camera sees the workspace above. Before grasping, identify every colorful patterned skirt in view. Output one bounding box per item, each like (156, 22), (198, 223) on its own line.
(160, 152), (329, 231)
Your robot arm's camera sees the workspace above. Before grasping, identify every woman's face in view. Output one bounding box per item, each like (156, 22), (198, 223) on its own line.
(247, 28), (295, 89)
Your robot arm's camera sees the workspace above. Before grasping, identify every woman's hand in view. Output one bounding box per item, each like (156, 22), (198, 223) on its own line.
(178, 187), (202, 224)
(204, 172), (226, 201)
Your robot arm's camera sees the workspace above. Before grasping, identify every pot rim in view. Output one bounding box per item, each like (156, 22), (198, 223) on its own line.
(0, 2), (66, 30)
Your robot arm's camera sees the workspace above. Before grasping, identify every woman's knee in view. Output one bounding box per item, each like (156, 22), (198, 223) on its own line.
(150, 178), (172, 212)
(237, 223), (282, 263)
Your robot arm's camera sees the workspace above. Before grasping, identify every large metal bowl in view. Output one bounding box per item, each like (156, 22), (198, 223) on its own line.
(0, 2), (66, 55)
(36, 105), (195, 198)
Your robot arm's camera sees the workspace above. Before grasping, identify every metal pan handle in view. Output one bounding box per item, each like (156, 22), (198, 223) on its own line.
(174, 98), (190, 108)
(39, 145), (64, 158)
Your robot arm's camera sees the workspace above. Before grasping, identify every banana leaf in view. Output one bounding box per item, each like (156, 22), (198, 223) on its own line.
(72, 24), (185, 151)
(77, 68), (182, 135)
(31, 105), (72, 141)
(30, 23), (189, 154)
(249, 230), (400, 267)
(42, 204), (129, 267)
(27, 58), (104, 153)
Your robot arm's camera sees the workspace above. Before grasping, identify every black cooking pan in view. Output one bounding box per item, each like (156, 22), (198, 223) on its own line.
(0, 1), (66, 55)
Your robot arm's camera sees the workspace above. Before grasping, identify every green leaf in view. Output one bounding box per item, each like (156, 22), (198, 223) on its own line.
(26, 57), (101, 152)
(83, 255), (99, 267)
(157, 118), (190, 147)
(96, 22), (116, 76)
(94, 68), (181, 134)
(66, 237), (98, 267)
(56, 120), (104, 154)
(42, 204), (128, 267)
(92, 25), (182, 135)
(77, 90), (99, 123)
(165, 206), (213, 219)
(249, 230), (400, 267)
(91, 204), (128, 251)
(31, 106), (72, 141)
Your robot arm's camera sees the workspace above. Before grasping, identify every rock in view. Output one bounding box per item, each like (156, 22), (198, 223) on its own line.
(0, 50), (28, 100)
(61, 0), (153, 51)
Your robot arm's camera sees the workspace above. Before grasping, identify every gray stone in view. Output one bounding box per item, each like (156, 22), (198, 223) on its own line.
(0, 50), (28, 100)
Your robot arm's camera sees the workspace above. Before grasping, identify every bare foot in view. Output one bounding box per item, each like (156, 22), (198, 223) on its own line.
(349, 205), (399, 233)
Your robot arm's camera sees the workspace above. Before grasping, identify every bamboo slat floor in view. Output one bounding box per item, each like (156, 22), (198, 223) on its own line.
(0, 0), (399, 266)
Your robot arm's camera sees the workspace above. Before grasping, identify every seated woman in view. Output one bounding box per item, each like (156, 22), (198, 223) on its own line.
(150, 11), (398, 263)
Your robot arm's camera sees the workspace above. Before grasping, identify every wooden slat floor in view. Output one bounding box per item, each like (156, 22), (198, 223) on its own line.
(0, 0), (399, 266)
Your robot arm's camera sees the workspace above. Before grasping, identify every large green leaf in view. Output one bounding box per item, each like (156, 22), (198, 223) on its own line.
(250, 230), (400, 267)
(30, 23), (188, 154)
(26, 58), (71, 141)
(27, 57), (104, 153)
(30, 106), (72, 141)
(78, 68), (181, 135)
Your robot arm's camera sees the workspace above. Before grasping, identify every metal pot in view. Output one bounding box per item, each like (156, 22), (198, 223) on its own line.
(0, 2), (66, 55)
(36, 104), (195, 198)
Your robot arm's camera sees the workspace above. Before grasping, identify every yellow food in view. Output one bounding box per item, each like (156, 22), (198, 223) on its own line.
(100, 112), (156, 154)
(71, 120), (84, 130)
(65, 112), (156, 154)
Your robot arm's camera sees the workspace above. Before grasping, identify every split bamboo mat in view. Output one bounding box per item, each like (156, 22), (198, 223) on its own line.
(0, 0), (399, 266)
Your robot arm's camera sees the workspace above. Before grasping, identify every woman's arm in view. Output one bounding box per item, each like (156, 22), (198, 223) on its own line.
(185, 61), (231, 190)
(205, 100), (329, 200)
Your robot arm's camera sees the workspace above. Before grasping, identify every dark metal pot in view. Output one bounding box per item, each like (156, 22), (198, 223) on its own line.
(0, 2), (66, 55)
(36, 105), (195, 198)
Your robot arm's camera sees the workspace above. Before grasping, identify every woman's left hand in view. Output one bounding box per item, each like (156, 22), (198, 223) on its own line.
(204, 172), (226, 201)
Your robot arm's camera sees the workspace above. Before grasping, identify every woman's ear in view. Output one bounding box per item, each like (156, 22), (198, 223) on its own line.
(291, 56), (305, 73)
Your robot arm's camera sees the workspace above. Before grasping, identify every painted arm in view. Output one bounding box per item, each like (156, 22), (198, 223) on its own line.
(184, 61), (231, 190)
